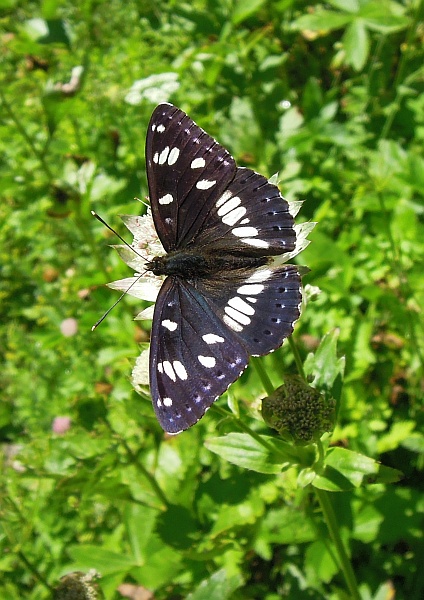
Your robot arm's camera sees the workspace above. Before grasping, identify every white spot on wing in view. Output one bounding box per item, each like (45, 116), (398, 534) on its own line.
(158, 362), (163, 373)
(157, 124), (165, 133)
(158, 193), (174, 205)
(163, 397), (173, 407)
(162, 319), (177, 331)
(232, 226), (259, 237)
(217, 196), (241, 216)
(151, 124), (156, 131)
(168, 147), (180, 165)
(225, 306), (251, 326)
(202, 334), (224, 344)
(196, 179), (216, 190)
(191, 157), (206, 169)
(223, 314), (243, 332)
(159, 146), (170, 164)
(228, 296), (255, 316)
(237, 284), (264, 295)
(173, 361), (187, 380)
(241, 238), (270, 248)
(216, 190), (233, 208)
(222, 206), (247, 226)
(247, 269), (273, 283)
(153, 152), (159, 164)
(198, 355), (216, 368)
(163, 361), (176, 381)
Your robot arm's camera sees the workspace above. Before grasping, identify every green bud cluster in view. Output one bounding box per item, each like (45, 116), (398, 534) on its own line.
(262, 375), (335, 444)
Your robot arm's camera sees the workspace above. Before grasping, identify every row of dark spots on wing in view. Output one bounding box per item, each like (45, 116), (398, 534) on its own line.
(250, 282), (299, 345)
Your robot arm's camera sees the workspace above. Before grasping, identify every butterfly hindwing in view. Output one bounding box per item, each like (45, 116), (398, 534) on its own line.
(150, 276), (249, 434)
(197, 264), (301, 356)
(146, 104), (236, 252)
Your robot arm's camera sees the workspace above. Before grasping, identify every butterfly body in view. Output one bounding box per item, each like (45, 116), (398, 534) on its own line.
(147, 249), (268, 279)
(143, 103), (302, 434)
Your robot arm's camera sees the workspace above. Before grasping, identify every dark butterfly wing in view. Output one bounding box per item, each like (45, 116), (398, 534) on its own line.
(192, 167), (296, 257)
(145, 104), (302, 434)
(197, 264), (302, 356)
(150, 276), (249, 434)
(146, 103), (236, 252)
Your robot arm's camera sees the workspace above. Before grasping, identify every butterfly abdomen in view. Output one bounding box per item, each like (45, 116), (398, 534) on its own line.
(147, 250), (268, 280)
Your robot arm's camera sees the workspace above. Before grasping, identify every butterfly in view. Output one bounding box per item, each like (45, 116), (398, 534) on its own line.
(140, 103), (302, 434)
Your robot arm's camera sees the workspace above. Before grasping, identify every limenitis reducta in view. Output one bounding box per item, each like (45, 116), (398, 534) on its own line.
(119, 104), (302, 434)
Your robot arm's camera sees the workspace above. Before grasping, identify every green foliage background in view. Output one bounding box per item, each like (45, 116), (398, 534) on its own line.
(1, 1), (423, 599)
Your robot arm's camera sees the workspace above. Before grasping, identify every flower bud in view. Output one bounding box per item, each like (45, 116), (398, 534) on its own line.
(262, 375), (335, 444)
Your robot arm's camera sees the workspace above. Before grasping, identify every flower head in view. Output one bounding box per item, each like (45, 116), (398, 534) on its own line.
(262, 375), (336, 444)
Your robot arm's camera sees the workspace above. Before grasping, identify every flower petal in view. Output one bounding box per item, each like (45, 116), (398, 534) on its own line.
(107, 277), (161, 301)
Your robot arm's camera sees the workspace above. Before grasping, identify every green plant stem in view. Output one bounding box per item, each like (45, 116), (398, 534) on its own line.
(315, 488), (361, 600)
(293, 345), (361, 597)
(0, 90), (54, 180)
(121, 439), (169, 508)
(18, 551), (54, 593)
(2, 503), (53, 593)
(288, 336), (306, 379)
(105, 423), (169, 508)
(252, 356), (274, 395)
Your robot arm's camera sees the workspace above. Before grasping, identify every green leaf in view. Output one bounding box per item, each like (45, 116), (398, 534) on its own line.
(402, 433), (424, 454)
(292, 11), (352, 32)
(231, 0), (266, 24)
(187, 569), (243, 600)
(376, 421), (416, 454)
(342, 19), (369, 71)
(327, 0), (360, 12)
(124, 504), (158, 563)
(67, 545), (135, 575)
(359, 1), (410, 33)
(304, 330), (345, 405)
(305, 539), (339, 584)
(313, 447), (402, 491)
(205, 433), (300, 473)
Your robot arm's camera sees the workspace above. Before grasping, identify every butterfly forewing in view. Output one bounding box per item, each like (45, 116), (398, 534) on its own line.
(146, 104), (236, 252)
(150, 276), (249, 433)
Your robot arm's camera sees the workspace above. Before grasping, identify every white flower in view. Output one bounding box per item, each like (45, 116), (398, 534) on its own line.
(107, 208), (164, 304)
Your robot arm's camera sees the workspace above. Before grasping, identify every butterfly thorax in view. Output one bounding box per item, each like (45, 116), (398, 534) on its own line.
(147, 249), (268, 280)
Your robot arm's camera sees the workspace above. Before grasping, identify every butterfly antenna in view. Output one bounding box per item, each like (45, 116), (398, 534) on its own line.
(91, 273), (145, 331)
(91, 210), (148, 261)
